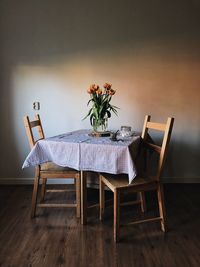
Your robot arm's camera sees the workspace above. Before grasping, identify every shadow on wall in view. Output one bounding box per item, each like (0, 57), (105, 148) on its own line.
(165, 139), (200, 180)
(0, 0), (200, 179)
(1, 0), (200, 65)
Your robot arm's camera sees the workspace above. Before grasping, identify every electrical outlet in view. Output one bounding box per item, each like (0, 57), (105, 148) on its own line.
(33, 102), (40, 110)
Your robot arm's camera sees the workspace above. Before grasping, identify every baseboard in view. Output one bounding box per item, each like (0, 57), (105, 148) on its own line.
(162, 177), (200, 183)
(0, 177), (200, 185)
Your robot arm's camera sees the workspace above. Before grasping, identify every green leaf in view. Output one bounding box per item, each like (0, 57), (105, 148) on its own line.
(82, 108), (92, 120)
(87, 99), (93, 106)
(106, 110), (111, 118)
(111, 105), (120, 109)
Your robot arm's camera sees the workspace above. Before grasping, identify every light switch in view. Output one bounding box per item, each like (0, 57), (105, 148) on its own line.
(33, 102), (40, 110)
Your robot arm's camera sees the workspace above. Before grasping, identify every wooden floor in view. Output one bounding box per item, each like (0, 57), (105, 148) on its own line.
(0, 184), (200, 267)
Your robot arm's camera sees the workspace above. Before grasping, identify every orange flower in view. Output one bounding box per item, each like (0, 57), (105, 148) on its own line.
(87, 88), (93, 94)
(87, 84), (99, 94)
(108, 89), (116, 95)
(87, 85), (93, 94)
(91, 84), (99, 91)
(103, 83), (112, 90)
(93, 84), (99, 91)
(97, 89), (102, 95)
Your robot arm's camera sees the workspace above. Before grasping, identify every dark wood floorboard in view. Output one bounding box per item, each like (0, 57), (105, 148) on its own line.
(0, 184), (200, 267)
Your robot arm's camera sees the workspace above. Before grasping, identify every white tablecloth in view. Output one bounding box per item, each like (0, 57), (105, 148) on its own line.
(23, 130), (141, 184)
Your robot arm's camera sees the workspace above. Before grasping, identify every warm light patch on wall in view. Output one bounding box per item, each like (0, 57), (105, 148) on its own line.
(11, 41), (200, 178)
(13, 41), (200, 131)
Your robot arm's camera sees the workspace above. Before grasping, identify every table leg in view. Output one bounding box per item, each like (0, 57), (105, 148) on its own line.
(81, 171), (87, 224)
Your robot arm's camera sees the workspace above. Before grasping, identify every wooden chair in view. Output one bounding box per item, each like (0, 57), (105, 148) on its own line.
(99, 115), (174, 242)
(23, 114), (80, 218)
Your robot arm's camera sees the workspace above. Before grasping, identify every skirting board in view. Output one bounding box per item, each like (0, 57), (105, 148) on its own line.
(0, 177), (200, 185)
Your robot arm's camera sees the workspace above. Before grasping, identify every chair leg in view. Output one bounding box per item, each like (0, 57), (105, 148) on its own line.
(114, 188), (120, 242)
(81, 171), (87, 225)
(157, 183), (166, 232)
(41, 178), (47, 202)
(76, 176), (81, 218)
(99, 176), (105, 221)
(138, 191), (146, 213)
(31, 168), (40, 218)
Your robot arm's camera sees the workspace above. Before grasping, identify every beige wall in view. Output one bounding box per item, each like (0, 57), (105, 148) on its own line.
(0, 0), (200, 181)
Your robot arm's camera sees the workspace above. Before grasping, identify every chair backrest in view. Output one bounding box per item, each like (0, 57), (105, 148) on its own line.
(23, 114), (45, 149)
(141, 115), (174, 180)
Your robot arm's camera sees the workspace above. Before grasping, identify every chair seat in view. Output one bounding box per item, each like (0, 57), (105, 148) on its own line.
(100, 173), (157, 191)
(40, 162), (78, 172)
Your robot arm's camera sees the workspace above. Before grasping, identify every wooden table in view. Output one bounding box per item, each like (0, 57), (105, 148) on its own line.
(23, 129), (141, 224)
